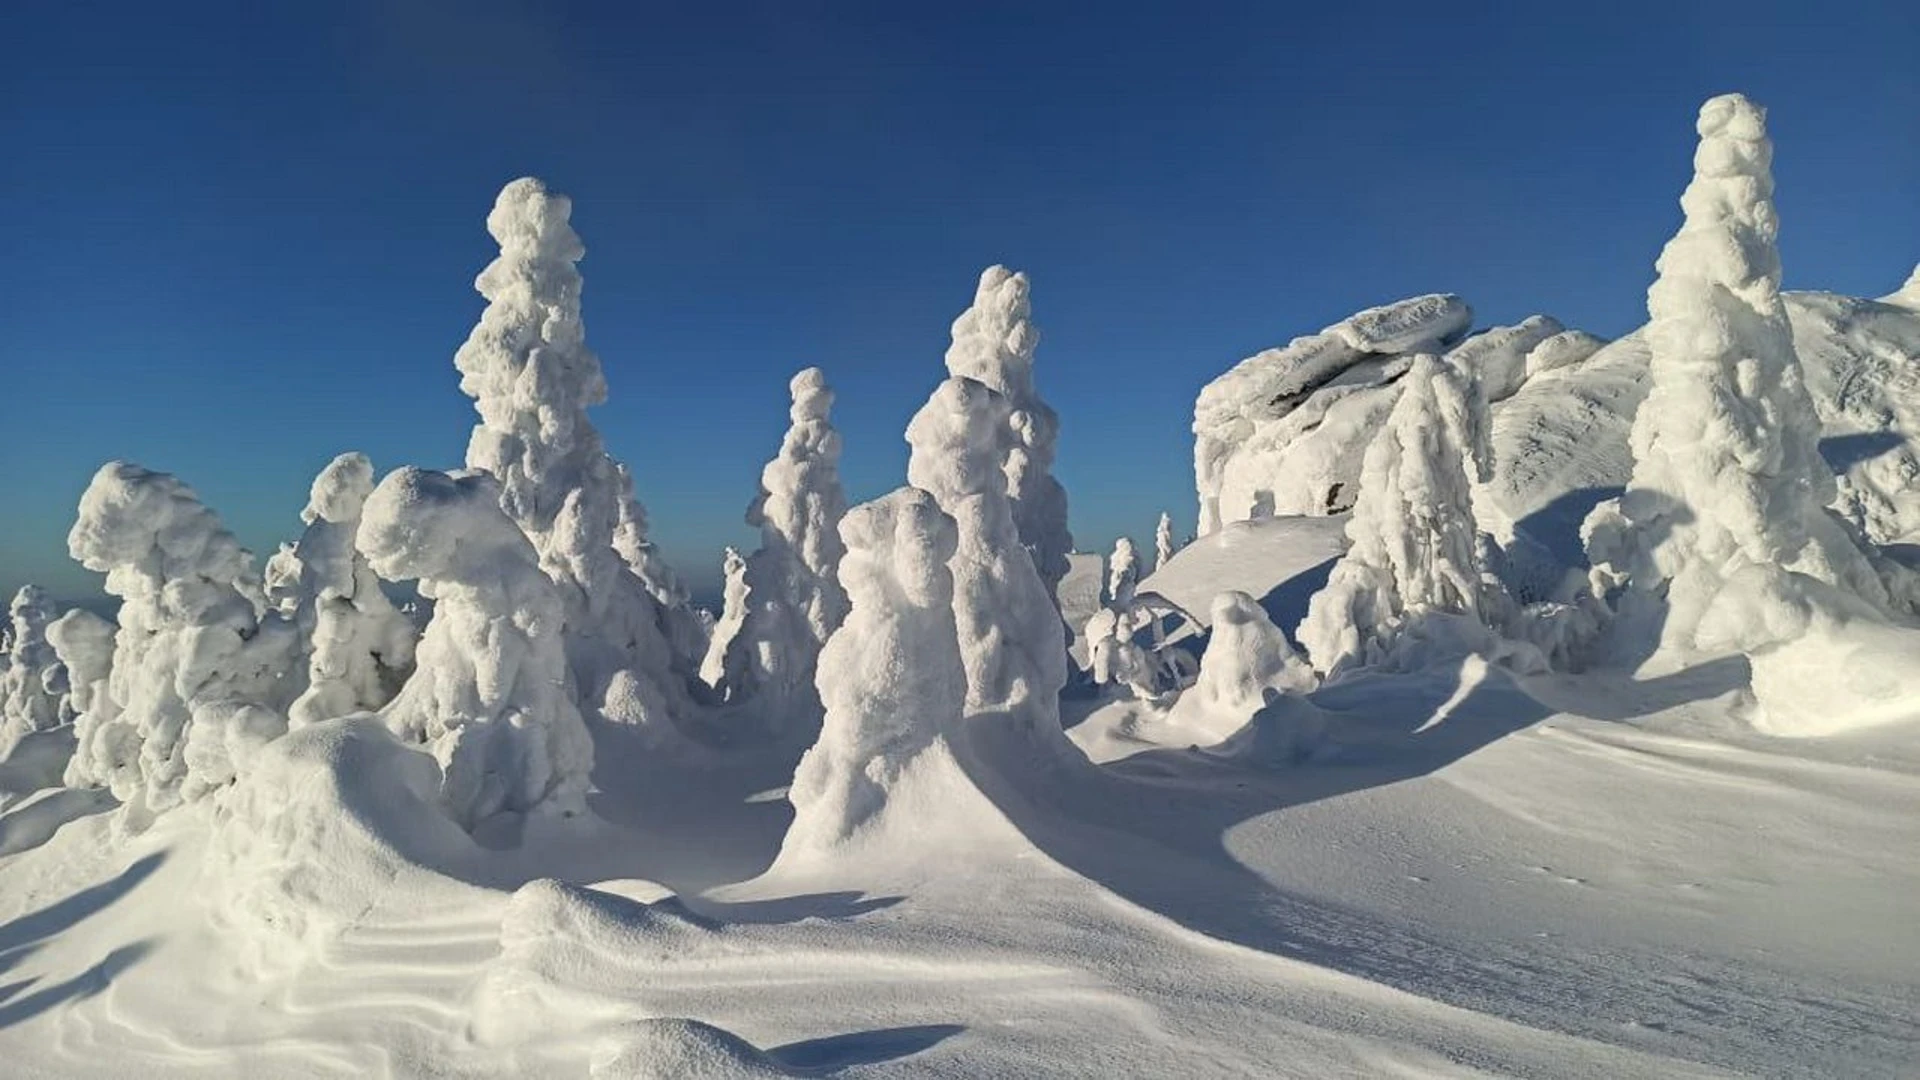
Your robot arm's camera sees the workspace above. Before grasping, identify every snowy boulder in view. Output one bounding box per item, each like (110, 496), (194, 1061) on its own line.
(359, 466), (594, 829)
(1445, 316), (1564, 403)
(1524, 330), (1609, 378)
(785, 487), (966, 851)
(1335, 293), (1473, 354)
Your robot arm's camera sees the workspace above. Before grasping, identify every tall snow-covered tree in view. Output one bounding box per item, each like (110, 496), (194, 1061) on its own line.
(1107, 537), (1141, 608)
(1297, 355), (1497, 677)
(280, 453), (418, 727)
(1154, 512), (1177, 572)
(785, 487), (966, 849)
(0, 586), (63, 748)
(455, 177), (687, 736)
(906, 377), (1069, 745)
(65, 463), (299, 819)
(359, 467), (593, 828)
(700, 547), (749, 694)
(726, 367), (851, 724)
(943, 266), (1074, 598)
(1582, 93), (1889, 657)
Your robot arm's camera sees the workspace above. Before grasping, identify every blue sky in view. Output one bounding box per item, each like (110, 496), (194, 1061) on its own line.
(3, 1), (1916, 608)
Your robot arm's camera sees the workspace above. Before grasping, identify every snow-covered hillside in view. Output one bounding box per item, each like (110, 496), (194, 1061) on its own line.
(1, 92), (1917, 1079)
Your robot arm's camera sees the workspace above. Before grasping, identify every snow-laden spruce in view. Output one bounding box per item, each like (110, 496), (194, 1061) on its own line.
(265, 454), (419, 728)
(359, 467), (594, 828)
(64, 463), (299, 819)
(944, 267), (1074, 597)
(724, 367), (850, 723)
(1167, 591), (1315, 738)
(699, 547), (748, 694)
(1582, 94), (1891, 660)
(1107, 537), (1141, 608)
(1297, 355), (1505, 677)
(1, 586), (64, 748)
(906, 377), (1069, 743)
(456, 177), (686, 736)
(1154, 512), (1177, 572)
(46, 608), (115, 724)
(785, 487), (966, 849)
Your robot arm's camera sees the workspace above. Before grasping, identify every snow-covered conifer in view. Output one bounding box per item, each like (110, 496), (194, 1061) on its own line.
(1154, 512), (1177, 572)
(455, 177), (685, 734)
(1107, 537), (1141, 609)
(46, 608), (115, 724)
(1, 586), (63, 746)
(726, 367), (851, 721)
(282, 453), (417, 727)
(700, 547), (749, 693)
(943, 267), (1074, 596)
(1297, 355), (1498, 677)
(64, 463), (298, 816)
(906, 377), (1069, 738)
(358, 466), (593, 828)
(1170, 591), (1316, 734)
(1583, 94), (1889, 656)
(786, 487), (965, 847)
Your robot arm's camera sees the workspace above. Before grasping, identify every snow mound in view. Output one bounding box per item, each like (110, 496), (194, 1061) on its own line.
(589, 1019), (790, 1080)
(1524, 329), (1608, 378)
(206, 716), (480, 974)
(1164, 591), (1315, 742)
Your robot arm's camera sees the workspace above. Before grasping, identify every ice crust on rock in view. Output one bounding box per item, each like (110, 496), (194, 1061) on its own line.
(359, 466), (594, 828)
(1582, 94), (1891, 662)
(784, 487), (966, 849)
(456, 177), (688, 737)
(906, 377), (1070, 744)
(63, 463), (298, 817)
(277, 453), (418, 728)
(725, 367), (850, 725)
(1297, 356), (1504, 678)
(944, 266), (1074, 597)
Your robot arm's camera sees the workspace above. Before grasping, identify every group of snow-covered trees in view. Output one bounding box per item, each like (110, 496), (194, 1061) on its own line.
(6, 91), (1914, 851)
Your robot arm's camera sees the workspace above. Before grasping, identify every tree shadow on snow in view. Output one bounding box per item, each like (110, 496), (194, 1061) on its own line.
(0, 853), (164, 1030)
(1818, 430), (1906, 472)
(768, 1023), (965, 1072)
(0, 941), (153, 1030)
(684, 891), (904, 925)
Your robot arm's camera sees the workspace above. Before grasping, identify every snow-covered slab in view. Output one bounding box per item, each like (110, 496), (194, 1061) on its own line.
(1193, 331), (1363, 434)
(1140, 515), (1349, 633)
(1332, 293), (1473, 354)
(1445, 315), (1564, 403)
(1524, 328), (1609, 378)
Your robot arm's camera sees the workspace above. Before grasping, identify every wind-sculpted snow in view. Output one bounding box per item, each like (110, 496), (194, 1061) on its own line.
(944, 266), (1074, 596)
(1524, 329), (1608, 378)
(1, 586), (63, 748)
(456, 177), (688, 737)
(1446, 315), (1564, 403)
(906, 377), (1069, 744)
(1583, 94), (1890, 661)
(276, 453), (417, 728)
(727, 367), (850, 726)
(1298, 356), (1507, 678)
(64, 463), (298, 820)
(783, 487), (965, 852)
(359, 466), (593, 828)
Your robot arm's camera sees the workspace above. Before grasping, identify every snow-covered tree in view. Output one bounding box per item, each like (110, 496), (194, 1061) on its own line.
(1, 586), (63, 747)
(1583, 94), (1889, 657)
(46, 608), (115, 724)
(905, 377), (1069, 742)
(785, 487), (965, 848)
(280, 453), (418, 728)
(1107, 537), (1141, 608)
(64, 463), (299, 818)
(359, 466), (593, 828)
(1169, 591), (1316, 735)
(943, 266), (1074, 598)
(1154, 512), (1177, 572)
(700, 547), (749, 694)
(455, 177), (686, 736)
(612, 461), (708, 676)
(1297, 355), (1499, 677)
(726, 367), (851, 722)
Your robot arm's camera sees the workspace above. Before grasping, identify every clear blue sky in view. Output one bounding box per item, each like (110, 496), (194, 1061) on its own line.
(3, 1), (1916, 609)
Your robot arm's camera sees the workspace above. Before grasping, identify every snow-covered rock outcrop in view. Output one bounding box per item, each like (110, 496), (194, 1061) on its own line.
(64, 463), (299, 819)
(725, 367), (851, 726)
(456, 177), (688, 737)
(359, 467), (594, 828)
(945, 266), (1074, 597)
(784, 487), (966, 850)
